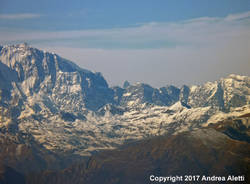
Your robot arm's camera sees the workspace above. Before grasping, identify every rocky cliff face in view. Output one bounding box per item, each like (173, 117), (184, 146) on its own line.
(0, 44), (114, 128)
(187, 74), (250, 110)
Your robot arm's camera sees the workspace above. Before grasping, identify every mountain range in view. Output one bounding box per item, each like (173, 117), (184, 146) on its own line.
(0, 43), (249, 183)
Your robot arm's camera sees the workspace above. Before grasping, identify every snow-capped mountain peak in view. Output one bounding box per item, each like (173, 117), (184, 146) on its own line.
(0, 44), (249, 156)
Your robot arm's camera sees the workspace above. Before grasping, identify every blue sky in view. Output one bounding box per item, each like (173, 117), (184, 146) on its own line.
(0, 0), (250, 87)
(1, 0), (250, 30)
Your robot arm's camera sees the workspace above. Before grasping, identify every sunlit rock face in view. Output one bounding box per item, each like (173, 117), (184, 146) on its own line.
(0, 44), (114, 121)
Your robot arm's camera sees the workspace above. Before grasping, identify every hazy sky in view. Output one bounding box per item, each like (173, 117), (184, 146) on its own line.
(0, 0), (250, 87)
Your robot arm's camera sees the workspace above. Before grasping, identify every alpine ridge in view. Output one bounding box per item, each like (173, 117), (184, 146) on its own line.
(0, 43), (249, 161)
